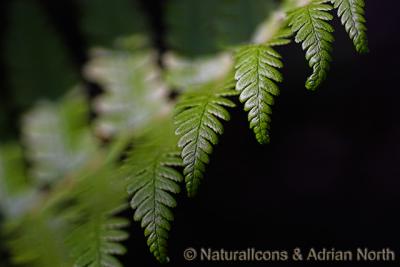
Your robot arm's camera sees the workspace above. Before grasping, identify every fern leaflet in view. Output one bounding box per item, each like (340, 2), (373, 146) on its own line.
(234, 45), (283, 144)
(266, 28), (293, 47)
(68, 169), (129, 267)
(123, 122), (183, 263)
(288, 0), (334, 90)
(174, 79), (237, 197)
(332, 0), (368, 53)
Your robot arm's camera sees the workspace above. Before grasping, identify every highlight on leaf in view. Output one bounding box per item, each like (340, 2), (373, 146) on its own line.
(122, 120), (183, 263)
(288, 0), (335, 90)
(174, 78), (237, 197)
(234, 44), (283, 144)
(331, 0), (368, 53)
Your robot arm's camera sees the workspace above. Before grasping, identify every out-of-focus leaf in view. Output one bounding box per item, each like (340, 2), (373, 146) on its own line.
(4, 0), (78, 108)
(5, 159), (128, 267)
(0, 144), (27, 196)
(163, 52), (233, 90)
(215, 0), (278, 47)
(67, 168), (129, 267)
(0, 144), (37, 218)
(6, 210), (74, 267)
(21, 90), (98, 186)
(84, 37), (170, 138)
(166, 0), (277, 57)
(80, 0), (146, 48)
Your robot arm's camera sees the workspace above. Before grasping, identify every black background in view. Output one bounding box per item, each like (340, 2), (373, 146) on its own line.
(1, 0), (400, 267)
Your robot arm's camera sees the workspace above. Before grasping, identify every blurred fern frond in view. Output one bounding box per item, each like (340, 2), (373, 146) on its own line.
(163, 52), (233, 90)
(21, 90), (98, 186)
(85, 37), (170, 138)
(67, 168), (129, 267)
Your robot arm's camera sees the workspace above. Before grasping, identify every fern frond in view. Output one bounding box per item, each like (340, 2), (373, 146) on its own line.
(22, 90), (98, 186)
(174, 79), (237, 197)
(71, 218), (128, 267)
(123, 121), (183, 263)
(163, 52), (233, 90)
(73, 218), (128, 267)
(5, 158), (129, 267)
(5, 198), (74, 267)
(332, 0), (368, 53)
(234, 45), (283, 144)
(266, 28), (293, 47)
(288, 0), (334, 90)
(84, 38), (169, 138)
(68, 170), (129, 267)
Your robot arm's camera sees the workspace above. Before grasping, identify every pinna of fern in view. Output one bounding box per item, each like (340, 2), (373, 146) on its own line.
(174, 78), (238, 197)
(331, 0), (368, 53)
(121, 119), (183, 263)
(287, 0), (335, 91)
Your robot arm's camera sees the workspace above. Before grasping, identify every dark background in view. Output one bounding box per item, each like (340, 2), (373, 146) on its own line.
(1, 0), (400, 267)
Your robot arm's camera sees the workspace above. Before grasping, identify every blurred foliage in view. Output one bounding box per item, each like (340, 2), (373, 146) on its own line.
(80, 0), (146, 48)
(3, 0), (78, 109)
(163, 52), (233, 90)
(21, 90), (98, 186)
(166, 0), (277, 56)
(84, 37), (170, 138)
(0, 144), (36, 219)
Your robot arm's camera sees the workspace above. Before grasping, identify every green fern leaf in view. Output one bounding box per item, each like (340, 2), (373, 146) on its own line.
(123, 121), (183, 263)
(332, 0), (368, 53)
(288, 0), (334, 90)
(234, 45), (283, 144)
(266, 28), (293, 47)
(174, 79), (237, 197)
